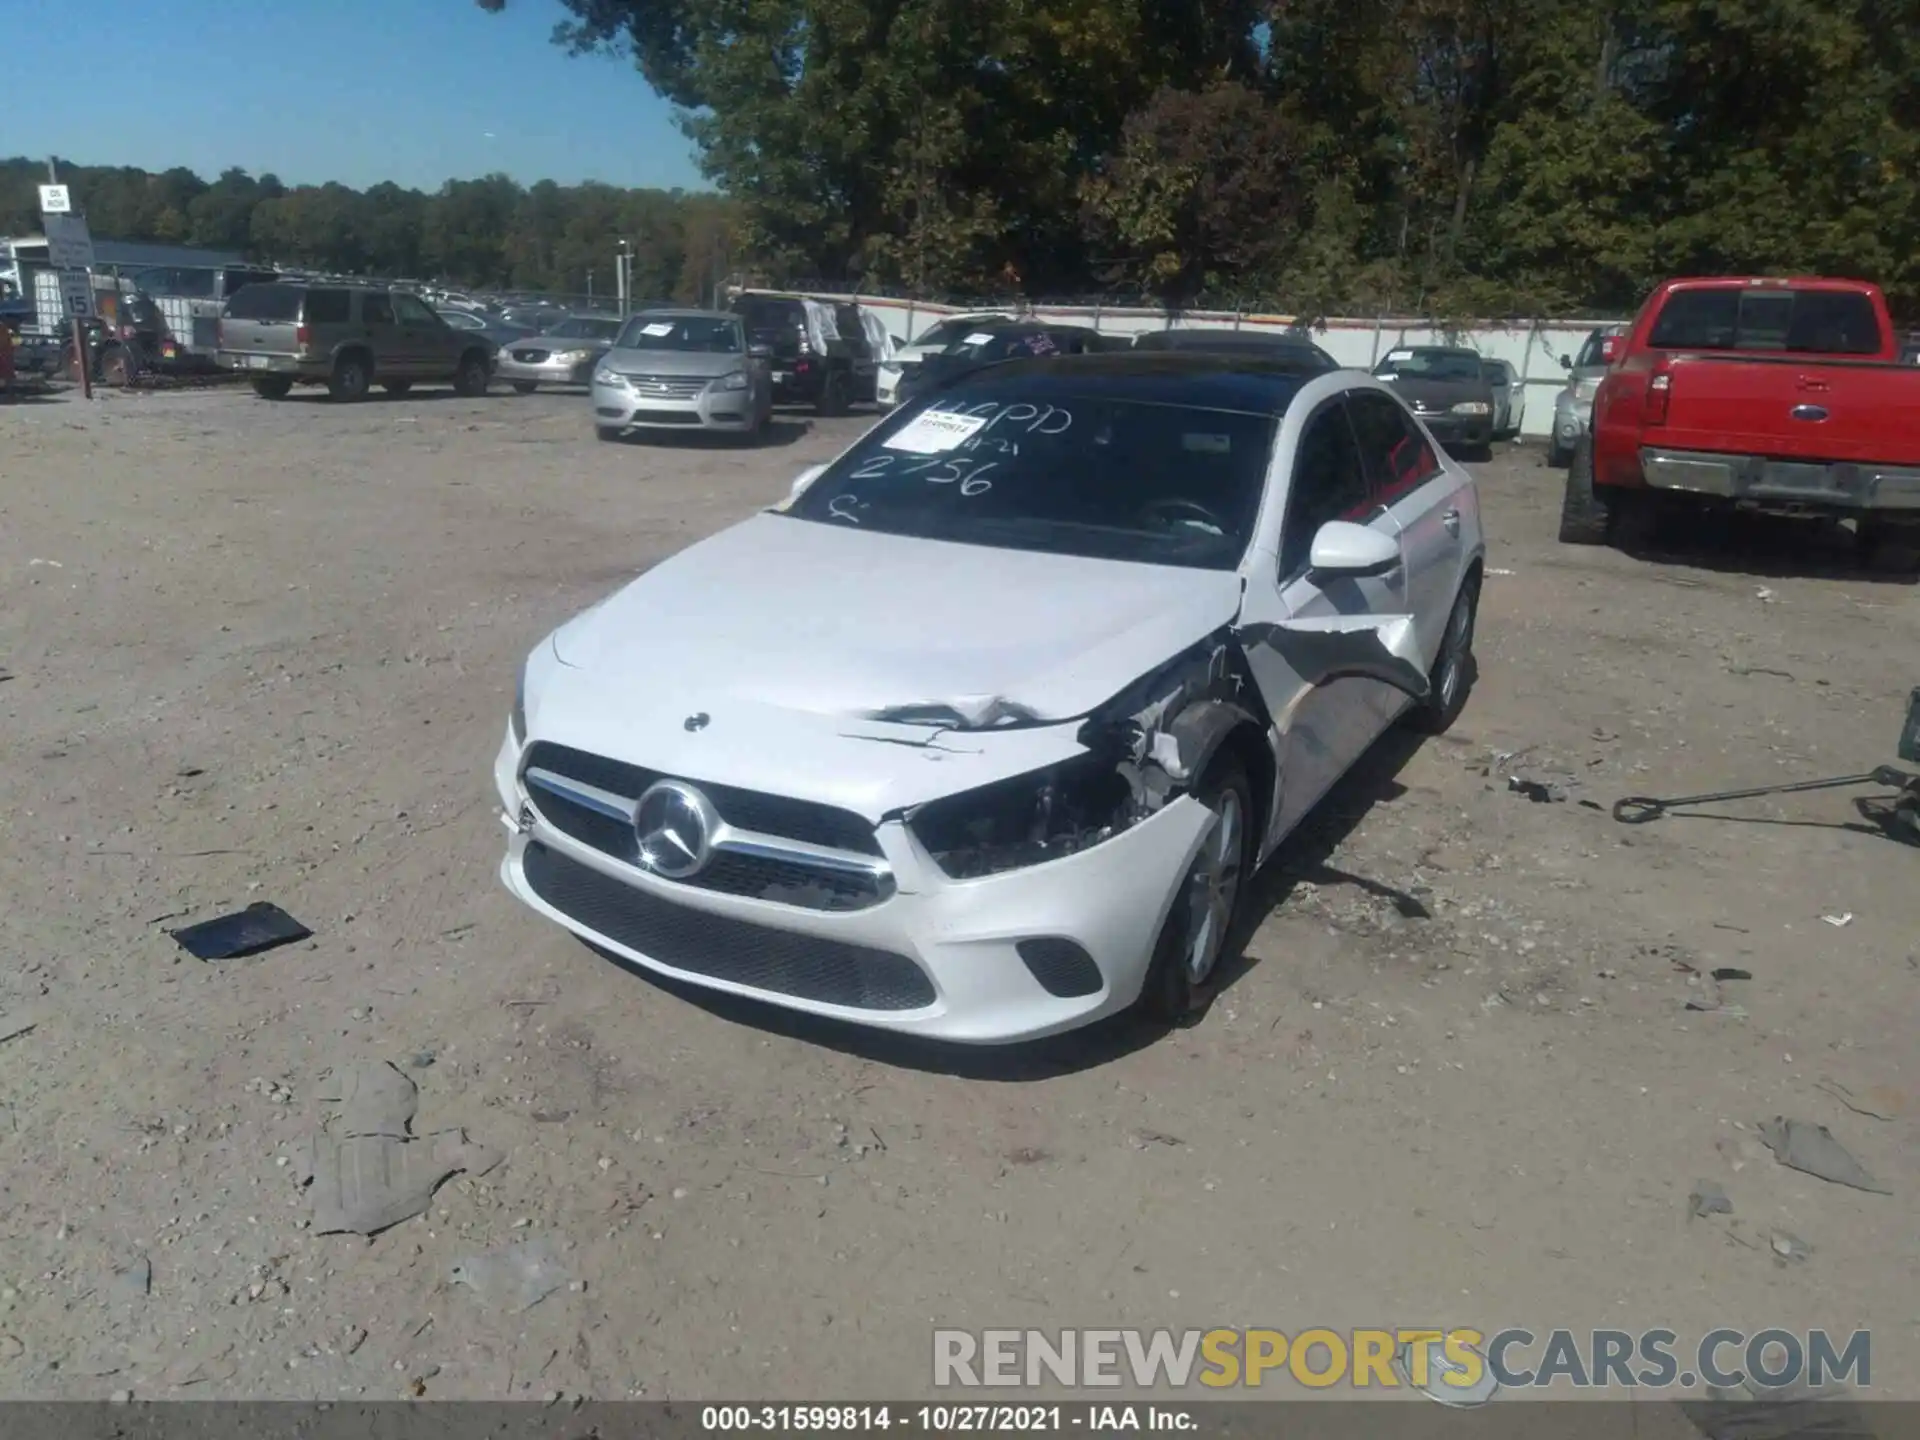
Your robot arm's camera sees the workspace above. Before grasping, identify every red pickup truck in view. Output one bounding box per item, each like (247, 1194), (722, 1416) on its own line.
(1560, 277), (1920, 566)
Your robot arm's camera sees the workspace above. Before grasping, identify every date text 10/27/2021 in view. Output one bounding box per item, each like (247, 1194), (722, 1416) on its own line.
(700, 1405), (1198, 1432)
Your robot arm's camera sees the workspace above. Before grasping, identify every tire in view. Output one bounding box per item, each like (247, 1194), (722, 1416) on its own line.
(1857, 519), (1920, 575)
(815, 369), (850, 417)
(251, 376), (294, 400)
(1137, 751), (1253, 1025)
(1546, 439), (1570, 468)
(595, 425), (622, 443)
(1406, 574), (1479, 735)
(453, 354), (491, 397)
(381, 379), (413, 397)
(328, 352), (371, 402)
(512, 380), (538, 395)
(1556, 433), (1612, 545)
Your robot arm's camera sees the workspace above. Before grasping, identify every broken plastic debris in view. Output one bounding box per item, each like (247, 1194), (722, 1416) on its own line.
(1769, 1230), (1813, 1263)
(1687, 1180), (1732, 1219)
(1820, 912), (1853, 928)
(169, 902), (311, 960)
(1757, 1116), (1889, 1195)
(450, 1236), (573, 1313)
(302, 1128), (502, 1237)
(314, 1060), (418, 1140)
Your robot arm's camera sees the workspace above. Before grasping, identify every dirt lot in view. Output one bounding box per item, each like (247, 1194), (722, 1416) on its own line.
(0, 380), (1915, 1403)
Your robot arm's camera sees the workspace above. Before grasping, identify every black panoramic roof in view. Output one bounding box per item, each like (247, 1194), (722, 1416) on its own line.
(937, 351), (1322, 415)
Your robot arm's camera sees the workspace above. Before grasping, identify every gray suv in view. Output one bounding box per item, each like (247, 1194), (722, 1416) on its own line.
(216, 282), (495, 401)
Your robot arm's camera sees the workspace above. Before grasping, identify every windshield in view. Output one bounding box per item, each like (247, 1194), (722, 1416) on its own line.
(1374, 349), (1483, 382)
(734, 298), (803, 331)
(547, 317), (622, 341)
(785, 376), (1284, 570)
(616, 314), (743, 352)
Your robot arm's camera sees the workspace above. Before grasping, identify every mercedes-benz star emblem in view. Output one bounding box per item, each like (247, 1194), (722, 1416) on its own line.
(633, 780), (717, 879)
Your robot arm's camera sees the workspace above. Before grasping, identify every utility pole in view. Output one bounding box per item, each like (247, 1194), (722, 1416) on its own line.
(616, 239), (632, 318)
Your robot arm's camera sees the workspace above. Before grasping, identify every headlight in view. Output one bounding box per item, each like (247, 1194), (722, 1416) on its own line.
(1450, 401), (1491, 416)
(1573, 377), (1601, 404)
(554, 348), (590, 363)
(594, 366), (624, 386)
(509, 660), (528, 747)
(910, 758), (1135, 879)
(710, 369), (750, 392)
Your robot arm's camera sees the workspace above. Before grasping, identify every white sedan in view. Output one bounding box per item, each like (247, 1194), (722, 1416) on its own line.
(495, 354), (1486, 1044)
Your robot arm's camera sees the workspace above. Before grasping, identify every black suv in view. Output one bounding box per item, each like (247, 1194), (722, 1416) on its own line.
(728, 293), (875, 415)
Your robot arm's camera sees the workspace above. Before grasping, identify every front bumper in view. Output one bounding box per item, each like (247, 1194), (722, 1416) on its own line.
(492, 730), (1212, 1043)
(1415, 412), (1493, 447)
(591, 376), (759, 432)
(1639, 447), (1920, 513)
(497, 353), (598, 386)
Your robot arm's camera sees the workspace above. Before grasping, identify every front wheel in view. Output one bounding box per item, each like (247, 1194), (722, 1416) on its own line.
(1406, 575), (1479, 735)
(251, 376), (294, 400)
(511, 380), (538, 395)
(1556, 434), (1612, 545)
(453, 355), (490, 397)
(1137, 752), (1253, 1025)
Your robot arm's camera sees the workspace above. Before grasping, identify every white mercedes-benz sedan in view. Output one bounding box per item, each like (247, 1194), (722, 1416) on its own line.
(495, 353), (1486, 1044)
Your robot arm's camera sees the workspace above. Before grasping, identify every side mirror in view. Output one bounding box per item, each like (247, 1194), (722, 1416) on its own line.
(1559, 354), (1573, 369)
(787, 464), (826, 503)
(1308, 520), (1400, 579)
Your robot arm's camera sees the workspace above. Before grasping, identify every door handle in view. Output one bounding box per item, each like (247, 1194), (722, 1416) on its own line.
(1442, 507), (1462, 537)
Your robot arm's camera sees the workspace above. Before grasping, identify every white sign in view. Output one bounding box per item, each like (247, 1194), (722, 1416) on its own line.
(640, 322), (676, 337)
(883, 409), (988, 455)
(58, 268), (93, 319)
(962, 332), (997, 346)
(38, 184), (72, 214)
(44, 213), (95, 270)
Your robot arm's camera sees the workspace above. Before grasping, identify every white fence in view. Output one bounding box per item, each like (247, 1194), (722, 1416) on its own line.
(835, 294), (1626, 440)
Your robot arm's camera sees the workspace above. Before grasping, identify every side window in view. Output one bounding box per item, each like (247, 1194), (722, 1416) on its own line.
(1280, 401), (1370, 579)
(304, 288), (350, 324)
(1348, 390), (1441, 505)
(391, 293), (438, 325)
(361, 293), (395, 326)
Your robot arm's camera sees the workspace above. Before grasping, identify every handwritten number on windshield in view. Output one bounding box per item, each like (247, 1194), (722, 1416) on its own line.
(827, 494), (863, 524)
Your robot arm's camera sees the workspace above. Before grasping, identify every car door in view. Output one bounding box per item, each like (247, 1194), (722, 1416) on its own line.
(358, 291), (406, 375)
(390, 291), (452, 377)
(1347, 387), (1465, 671)
(1239, 394), (1406, 846)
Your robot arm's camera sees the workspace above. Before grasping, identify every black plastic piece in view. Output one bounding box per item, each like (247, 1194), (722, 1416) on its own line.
(170, 902), (312, 960)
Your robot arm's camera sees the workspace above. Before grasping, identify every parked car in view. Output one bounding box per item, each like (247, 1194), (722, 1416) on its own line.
(589, 309), (773, 442)
(891, 321), (1114, 406)
(1563, 277), (1920, 568)
(1547, 325), (1625, 467)
(1370, 347), (1497, 457)
(0, 297), (59, 382)
(1131, 327), (1339, 372)
(875, 312), (1019, 407)
(64, 292), (188, 386)
(216, 281), (495, 400)
(1482, 358), (1524, 439)
(436, 307), (538, 352)
(728, 293), (875, 415)
(494, 353), (1484, 1042)
(494, 315), (626, 393)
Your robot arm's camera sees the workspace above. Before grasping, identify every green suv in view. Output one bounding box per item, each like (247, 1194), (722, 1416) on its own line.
(216, 281), (494, 401)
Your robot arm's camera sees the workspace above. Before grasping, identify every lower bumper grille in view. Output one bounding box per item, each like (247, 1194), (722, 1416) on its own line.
(626, 408), (701, 424)
(523, 843), (935, 1011)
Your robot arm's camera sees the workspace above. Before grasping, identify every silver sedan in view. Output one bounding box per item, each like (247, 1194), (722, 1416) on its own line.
(496, 315), (624, 392)
(590, 310), (773, 442)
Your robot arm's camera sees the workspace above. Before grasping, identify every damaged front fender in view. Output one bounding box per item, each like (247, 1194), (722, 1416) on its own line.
(1236, 613), (1431, 728)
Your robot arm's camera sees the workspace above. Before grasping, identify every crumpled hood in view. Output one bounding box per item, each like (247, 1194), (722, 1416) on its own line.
(552, 513), (1244, 727)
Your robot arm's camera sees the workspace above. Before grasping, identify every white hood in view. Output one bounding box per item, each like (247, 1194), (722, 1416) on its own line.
(533, 514), (1244, 818)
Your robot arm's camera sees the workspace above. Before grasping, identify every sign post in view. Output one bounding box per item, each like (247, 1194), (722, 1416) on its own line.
(42, 161), (92, 399)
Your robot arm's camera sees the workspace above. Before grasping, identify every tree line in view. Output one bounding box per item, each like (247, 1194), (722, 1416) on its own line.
(0, 158), (735, 304)
(481, 0), (1920, 322)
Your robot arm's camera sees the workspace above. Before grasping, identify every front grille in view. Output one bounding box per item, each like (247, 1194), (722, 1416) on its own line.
(622, 374), (707, 398)
(512, 348), (549, 363)
(523, 843), (934, 1010)
(524, 742), (881, 855)
(521, 741), (889, 911)
(627, 409), (701, 424)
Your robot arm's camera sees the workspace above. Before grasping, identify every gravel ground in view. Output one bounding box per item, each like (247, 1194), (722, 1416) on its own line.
(0, 380), (1915, 1402)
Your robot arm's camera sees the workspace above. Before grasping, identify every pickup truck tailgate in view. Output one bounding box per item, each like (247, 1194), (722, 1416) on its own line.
(1654, 355), (1920, 465)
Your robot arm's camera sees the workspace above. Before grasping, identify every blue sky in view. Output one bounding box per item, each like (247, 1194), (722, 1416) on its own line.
(2, 0), (704, 193)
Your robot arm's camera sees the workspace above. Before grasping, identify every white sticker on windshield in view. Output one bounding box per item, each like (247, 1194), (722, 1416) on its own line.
(1385, 348), (1413, 363)
(883, 410), (990, 454)
(962, 332), (997, 346)
(641, 322), (677, 337)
